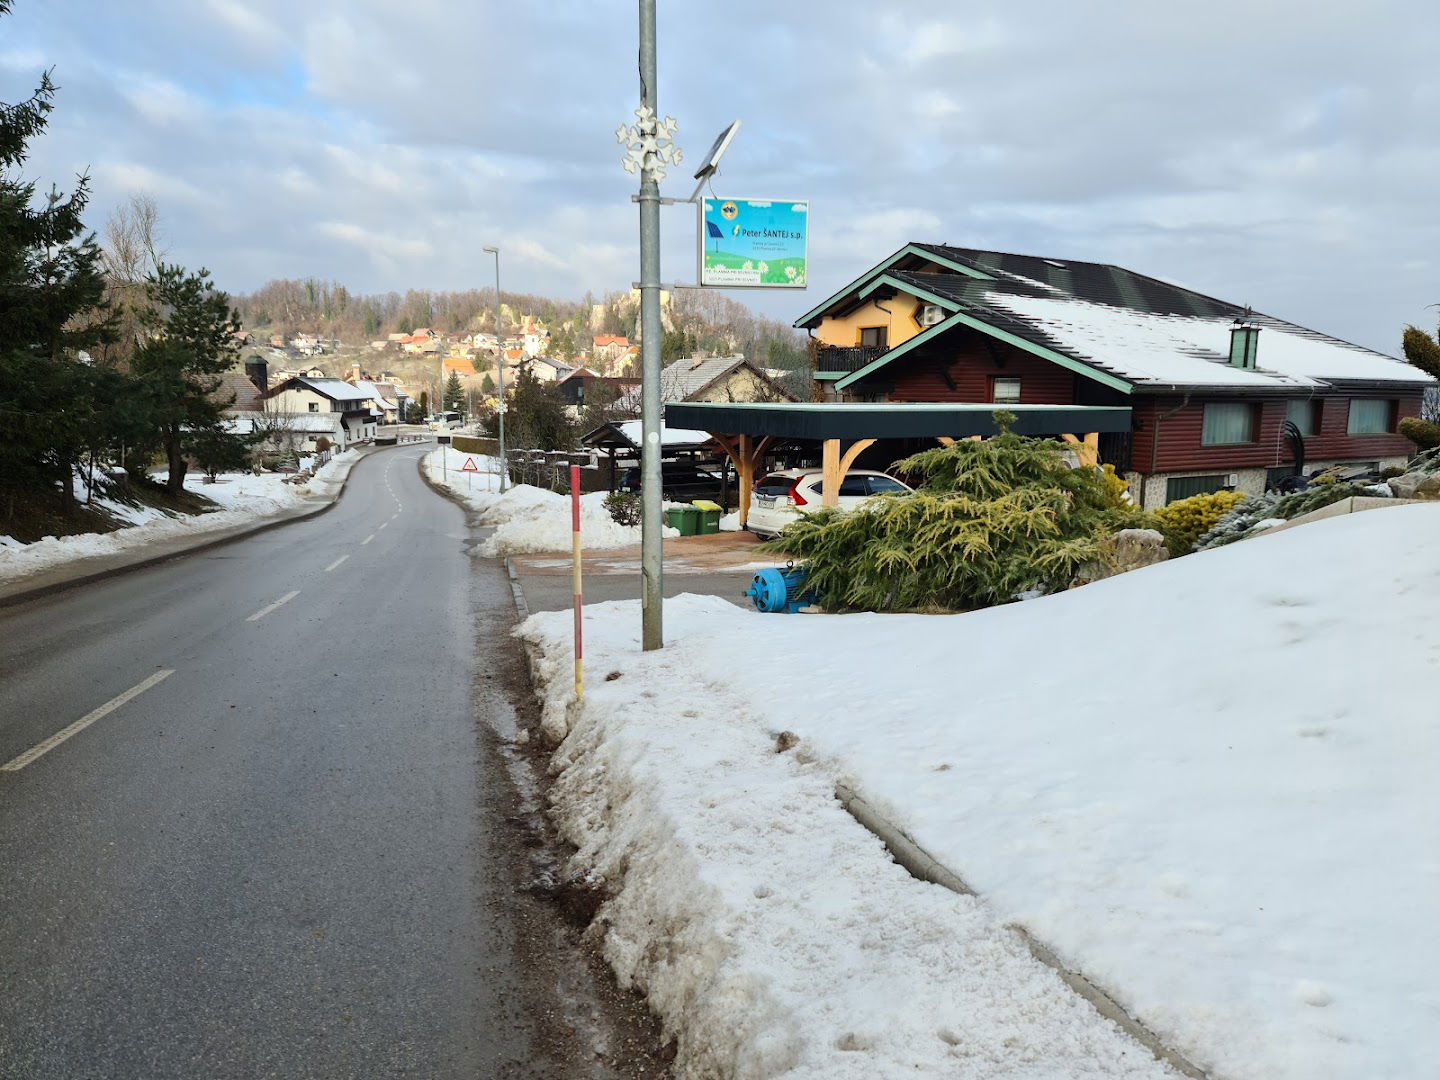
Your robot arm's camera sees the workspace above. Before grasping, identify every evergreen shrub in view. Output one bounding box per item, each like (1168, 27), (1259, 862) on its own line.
(1195, 481), (1384, 551)
(1152, 490), (1245, 557)
(759, 417), (1143, 613)
(604, 491), (641, 526)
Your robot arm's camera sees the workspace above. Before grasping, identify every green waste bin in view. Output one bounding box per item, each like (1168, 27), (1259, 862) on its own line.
(691, 500), (722, 535)
(665, 505), (700, 536)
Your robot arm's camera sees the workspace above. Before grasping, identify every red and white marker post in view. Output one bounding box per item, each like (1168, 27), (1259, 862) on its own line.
(571, 464), (583, 701)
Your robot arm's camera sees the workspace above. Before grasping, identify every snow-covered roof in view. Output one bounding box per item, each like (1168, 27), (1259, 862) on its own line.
(822, 245), (1434, 393)
(615, 420), (714, 447)
(613, 354), (793, 413)
(349, 379), (398, 408)
(281, 376), (372, 402)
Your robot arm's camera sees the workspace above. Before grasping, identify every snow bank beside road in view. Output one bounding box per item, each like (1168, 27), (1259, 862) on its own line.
(0, 461), (350, 586)
(521, 503), (1440, 1079)
(519, 602), (1179, 1079)
(423, 447), (677, 555)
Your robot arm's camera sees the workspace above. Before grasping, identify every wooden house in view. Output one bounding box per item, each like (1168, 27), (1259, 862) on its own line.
(796, 244), (1434, 505)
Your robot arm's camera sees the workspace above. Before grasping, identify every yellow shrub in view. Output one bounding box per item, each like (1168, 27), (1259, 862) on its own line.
(1099, 463), (1134, 506)
(1153, 490), (1245, 556)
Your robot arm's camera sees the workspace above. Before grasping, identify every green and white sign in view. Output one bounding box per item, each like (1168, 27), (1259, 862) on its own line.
(699, 198), (808, 288)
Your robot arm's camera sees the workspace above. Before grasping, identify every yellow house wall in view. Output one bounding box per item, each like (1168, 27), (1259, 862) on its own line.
(814, 291), (925, 350)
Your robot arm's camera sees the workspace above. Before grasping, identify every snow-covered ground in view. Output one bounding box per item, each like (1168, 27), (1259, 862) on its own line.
(0, 453), (356, 586)
(423, 446), (677, 556)
(519, 503), (1440, 1079)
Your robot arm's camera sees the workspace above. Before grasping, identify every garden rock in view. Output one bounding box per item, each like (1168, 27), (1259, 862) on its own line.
(1388, 471), (1440, 499)
(1413, 474), (1440, 500)
(1074, 528), (1168, 585)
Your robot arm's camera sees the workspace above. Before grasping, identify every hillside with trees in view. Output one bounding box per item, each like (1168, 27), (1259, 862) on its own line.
(230, 279), (808, 372)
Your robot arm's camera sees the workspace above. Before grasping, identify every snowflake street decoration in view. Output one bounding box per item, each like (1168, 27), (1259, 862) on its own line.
(616, 106), (682, 184)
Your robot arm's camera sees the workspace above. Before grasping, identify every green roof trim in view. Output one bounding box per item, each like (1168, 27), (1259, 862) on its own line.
(834, 309), (1134, 395)
(791, 243), (993, 329)
(856, 273), (962, 313)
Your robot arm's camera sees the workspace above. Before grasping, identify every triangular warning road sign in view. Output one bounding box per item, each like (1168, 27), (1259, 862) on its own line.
(461, 457), (479, 472)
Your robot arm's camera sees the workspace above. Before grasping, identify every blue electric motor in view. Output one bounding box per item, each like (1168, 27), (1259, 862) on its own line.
(744, 566), (817, 614)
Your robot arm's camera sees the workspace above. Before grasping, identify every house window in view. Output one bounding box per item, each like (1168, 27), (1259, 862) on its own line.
(991, 377), (1022, 405)
(1347, 399), (1394, 434)
(1201, 402), (1256, 445)
(1285, 399), (1319, 436)
(308, 402), (318, 412)
(1166, 474), (1230, 503)
(858, 326), (888, 349)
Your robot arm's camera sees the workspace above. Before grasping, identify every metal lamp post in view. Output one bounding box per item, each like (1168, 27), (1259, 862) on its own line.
(483, 245), (508, 492)
(617, 0), (681, 651)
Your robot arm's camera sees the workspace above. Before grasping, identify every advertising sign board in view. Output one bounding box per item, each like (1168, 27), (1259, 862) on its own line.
(698, 198), (807, 288)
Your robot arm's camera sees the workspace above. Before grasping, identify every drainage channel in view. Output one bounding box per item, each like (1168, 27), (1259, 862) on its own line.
(835, 782), (1210, 1080)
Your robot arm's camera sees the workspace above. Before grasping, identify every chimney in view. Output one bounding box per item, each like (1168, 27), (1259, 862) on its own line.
(1229, 313), (1260, 369)
(244, 354), (268, 393)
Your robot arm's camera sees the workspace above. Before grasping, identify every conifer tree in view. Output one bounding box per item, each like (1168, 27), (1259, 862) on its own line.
(0, 7), (116, 519)
(443, 370), (464, 414)
(130, 265), (244, 493)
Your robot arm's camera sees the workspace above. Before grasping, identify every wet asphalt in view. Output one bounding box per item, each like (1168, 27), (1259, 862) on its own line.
(0, 445), (668, 1079)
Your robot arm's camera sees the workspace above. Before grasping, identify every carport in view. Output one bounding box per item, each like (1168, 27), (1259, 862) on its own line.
(664, 401), (1133, 526)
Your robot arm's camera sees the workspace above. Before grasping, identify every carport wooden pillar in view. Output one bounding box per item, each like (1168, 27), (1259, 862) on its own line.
(711, 433), (775, 527)
(1060, 432), (1100, 468)
(820, 438), (875, 507)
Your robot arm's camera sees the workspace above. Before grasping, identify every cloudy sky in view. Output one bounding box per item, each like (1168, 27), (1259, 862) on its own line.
(3, 0), (1437, 352)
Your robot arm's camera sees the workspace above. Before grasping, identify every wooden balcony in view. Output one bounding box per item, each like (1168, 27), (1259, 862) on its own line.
(813, 343), (888, 375)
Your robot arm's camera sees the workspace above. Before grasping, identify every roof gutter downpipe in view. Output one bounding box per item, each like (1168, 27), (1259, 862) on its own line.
(1145, 389), (1191, 510)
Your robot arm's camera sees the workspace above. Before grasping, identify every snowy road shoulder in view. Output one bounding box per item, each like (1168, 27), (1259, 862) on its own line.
(422, 446), (677, 557)
(520, 503), (1440, 1079)
(0, 453), (359, 588)
(518, 599), (1180, 1079)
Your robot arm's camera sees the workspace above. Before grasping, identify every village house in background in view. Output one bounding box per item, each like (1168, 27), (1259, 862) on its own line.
(261, 375), (378, 450)
(797, 243), (1434, 505)
(614, 353), (798, 416)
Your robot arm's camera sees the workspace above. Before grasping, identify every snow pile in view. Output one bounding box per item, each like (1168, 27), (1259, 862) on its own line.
(423, 447), (678, 556)
(520, 600), (1179, 1079)
(520, 503), (1440, 1079)
(0, 467), (335, 585)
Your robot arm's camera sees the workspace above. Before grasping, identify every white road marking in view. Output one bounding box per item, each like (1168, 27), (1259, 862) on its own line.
(391, 512), (399, 520)
(378, 521), (388, 531)
(361, 533), (375, 545)
(246, 589), (300, 622)
(1, 669), (175, 772)
(324, 554), (350, 572)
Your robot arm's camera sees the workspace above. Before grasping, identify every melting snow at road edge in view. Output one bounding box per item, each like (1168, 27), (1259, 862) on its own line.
(517, 503), (1440, 1079)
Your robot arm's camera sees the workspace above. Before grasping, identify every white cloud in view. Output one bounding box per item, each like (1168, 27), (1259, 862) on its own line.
(2, 0), (1436, 349)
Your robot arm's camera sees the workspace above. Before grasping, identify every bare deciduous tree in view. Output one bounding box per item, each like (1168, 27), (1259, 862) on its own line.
(100, 194), (166, 368)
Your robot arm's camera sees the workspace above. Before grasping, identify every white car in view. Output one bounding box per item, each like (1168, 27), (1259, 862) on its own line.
(747, 468), (912, 538)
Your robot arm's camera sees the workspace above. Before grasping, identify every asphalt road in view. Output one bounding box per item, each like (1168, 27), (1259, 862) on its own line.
(0, 445), (666, 1079)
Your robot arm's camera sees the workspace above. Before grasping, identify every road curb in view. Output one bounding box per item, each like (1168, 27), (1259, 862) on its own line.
(834, 781), (1210, 1080)
(0, 444), (395, 611)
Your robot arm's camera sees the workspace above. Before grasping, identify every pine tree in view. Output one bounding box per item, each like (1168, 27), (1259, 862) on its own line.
(442, 370), (464, 414)
(130, 265), (244, 493)
(0, 14), (117, 521)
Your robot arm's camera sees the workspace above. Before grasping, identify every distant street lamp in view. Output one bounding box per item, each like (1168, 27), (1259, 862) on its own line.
(483, 245), (508, 492)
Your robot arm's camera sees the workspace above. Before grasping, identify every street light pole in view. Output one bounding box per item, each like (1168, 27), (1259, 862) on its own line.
(616, 0), (681, 650)
(483, 245), (508, 492)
